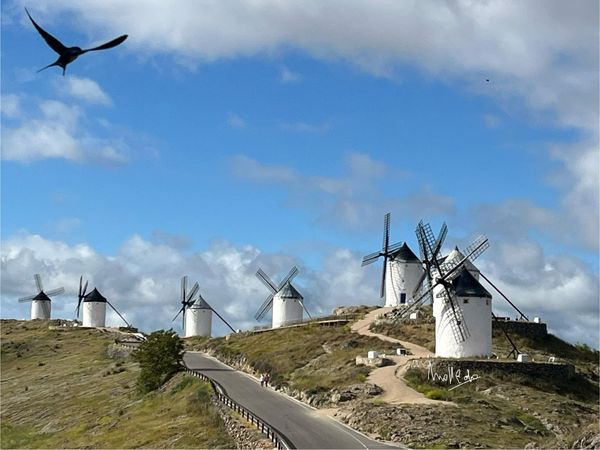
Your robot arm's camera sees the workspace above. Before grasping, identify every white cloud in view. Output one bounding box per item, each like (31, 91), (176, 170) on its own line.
(1, 95), (127, 164)
(54, 217), (81, 234)
(0, 232), (379, 335)
(483, 113), (501, 128)
(279, 66), (301, 83)
(279, 121), (330, 133)
(61, 76), (112, 106)
(1, 231), (596, 347)
(19, 1), (597, 131)
(231, 152), (454, 229)
(478, 240), (599, 347)
(231, 154), (298, 184)
(227, 112), (247, 129)
(0, 94), (22, 118)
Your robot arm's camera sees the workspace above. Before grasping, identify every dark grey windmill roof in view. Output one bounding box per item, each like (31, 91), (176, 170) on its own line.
(451, 268), (491, 299)
(389, 242), (420, 262)
(189, 296), (211, 310)
(33, 292), (51, 301)
(83, 288), (107, 303)
(279, 281), (303, 299)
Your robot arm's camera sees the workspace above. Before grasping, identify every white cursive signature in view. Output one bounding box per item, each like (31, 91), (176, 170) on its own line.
(426, 360), (480, 390)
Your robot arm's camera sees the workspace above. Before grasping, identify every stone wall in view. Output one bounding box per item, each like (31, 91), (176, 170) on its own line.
(406, 357), (575, 380)
(492, 319), (547, 338)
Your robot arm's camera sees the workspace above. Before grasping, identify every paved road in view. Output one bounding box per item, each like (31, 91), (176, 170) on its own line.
(184, 352), (401, 449)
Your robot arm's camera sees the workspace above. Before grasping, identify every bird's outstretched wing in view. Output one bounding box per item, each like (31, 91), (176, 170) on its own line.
(25, 8), (67, 55)
(83, 35), (128, 53)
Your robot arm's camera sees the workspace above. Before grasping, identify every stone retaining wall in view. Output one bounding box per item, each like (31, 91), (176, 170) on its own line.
(492, 320), (547, 338)
(406, 357), (575, 379)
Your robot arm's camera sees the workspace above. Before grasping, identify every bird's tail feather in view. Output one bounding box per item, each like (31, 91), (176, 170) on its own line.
(37, 62), (60, 73)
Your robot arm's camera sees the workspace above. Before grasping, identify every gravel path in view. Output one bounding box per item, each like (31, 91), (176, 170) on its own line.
(351, 307), (448, 405)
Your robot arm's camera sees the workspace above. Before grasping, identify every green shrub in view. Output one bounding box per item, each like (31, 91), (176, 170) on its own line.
(134, 329), (184, 393)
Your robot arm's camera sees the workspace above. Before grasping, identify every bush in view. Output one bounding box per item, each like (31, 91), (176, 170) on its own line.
(134, 329), (184, 393)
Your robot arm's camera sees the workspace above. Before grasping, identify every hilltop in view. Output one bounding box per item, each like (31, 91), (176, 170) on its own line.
(189, 307), (599, 449)
(2, 311), (597, 449)
(0, 319), (265, 449)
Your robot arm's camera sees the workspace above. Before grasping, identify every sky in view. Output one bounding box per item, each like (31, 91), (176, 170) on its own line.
(1, 0), (598, 346)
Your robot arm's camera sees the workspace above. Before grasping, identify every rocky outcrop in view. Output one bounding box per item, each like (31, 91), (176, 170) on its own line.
(107, 343), (135, 360)
(355, 355), (393, 367)
(571, 428), (600, 449)
(330, 383), (383, 404)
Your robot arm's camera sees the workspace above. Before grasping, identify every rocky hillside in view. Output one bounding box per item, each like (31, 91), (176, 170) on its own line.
(187, 322), (399, 406)
(191, 310), (599, 449)
(1, 320), (238, 449)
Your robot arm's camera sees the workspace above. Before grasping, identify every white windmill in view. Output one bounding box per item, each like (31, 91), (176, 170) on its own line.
(362, 213), (424, 306)
(255, 266), (311, 328)
(76, 276), (131, 328)
(172, 276), (236, 337)
(18, 274), (65, 320)
(434, 267), (492, 357)
(395, 220), (529, 359)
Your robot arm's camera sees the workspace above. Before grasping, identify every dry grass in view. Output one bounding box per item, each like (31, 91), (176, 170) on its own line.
(192, 323), (398, 394)
(1, 319), (234, 449)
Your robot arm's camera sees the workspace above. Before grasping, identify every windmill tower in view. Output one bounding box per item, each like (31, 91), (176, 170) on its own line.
(76, 276), (131, 328)
(173, 276), (237, 337)
(18, 274), (65, 320)
(434, 267), (492, 357)
(185, 295), (212, 337)
(362, 213), (423, 306)
(255, 266), (311, 328)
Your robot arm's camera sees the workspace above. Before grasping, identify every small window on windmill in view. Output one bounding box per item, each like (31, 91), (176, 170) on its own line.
(463, 299), (469, 304)
(486, 299), (489, 306)
(400, 293), (406, 304)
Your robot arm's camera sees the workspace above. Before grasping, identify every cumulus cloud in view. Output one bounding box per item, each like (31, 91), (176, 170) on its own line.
(279, 66), (301, 83)
(17, 1), (597, 130)
(60, 76), (112, 106)
(1, 231), (596, 346)
(226, 112), (247, 129)
(1, 94), (22, 118)
(0, 232), (379, 336)
(477, 240), (599, 347)
(1, 95), (127, 164)
(231, 152), (454, 229)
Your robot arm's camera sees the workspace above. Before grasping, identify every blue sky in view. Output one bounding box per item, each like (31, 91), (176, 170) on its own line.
(1, 1), (598, 346)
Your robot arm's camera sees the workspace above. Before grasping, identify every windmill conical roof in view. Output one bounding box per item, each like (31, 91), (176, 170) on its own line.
(279, 281), (303, 299)
(441, 246), (479, 273)
(389, 242), (420, 262)
(189, 296), (211, 310)
(33, 292), (51, 301)
(451, 268), (491, 298)
(84, 288), (107, 303)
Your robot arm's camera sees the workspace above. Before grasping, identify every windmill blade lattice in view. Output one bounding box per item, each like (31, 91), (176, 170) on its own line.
(254, 266), (299, 321)
(34, 274), (43, 293)
(361, 212), (404, 300)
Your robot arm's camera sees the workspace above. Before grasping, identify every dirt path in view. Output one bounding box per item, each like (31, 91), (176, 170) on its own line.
(351, 307), (445, 405)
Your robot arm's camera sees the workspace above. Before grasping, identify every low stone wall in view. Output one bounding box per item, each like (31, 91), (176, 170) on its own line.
(406, 357), (575, 379)
(492, 319), (547, 338)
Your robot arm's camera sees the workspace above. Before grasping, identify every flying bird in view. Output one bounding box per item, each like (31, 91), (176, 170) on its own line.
(25, 7), (128, 75)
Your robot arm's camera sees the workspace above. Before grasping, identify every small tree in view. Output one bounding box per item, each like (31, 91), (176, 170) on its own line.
(134, 329), (184, 393)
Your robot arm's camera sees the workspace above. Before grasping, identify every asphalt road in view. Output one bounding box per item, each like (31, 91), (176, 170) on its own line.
(184, 352), (401, 449)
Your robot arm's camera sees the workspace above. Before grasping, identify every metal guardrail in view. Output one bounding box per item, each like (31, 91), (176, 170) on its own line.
(184, 367), (293, 450)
